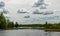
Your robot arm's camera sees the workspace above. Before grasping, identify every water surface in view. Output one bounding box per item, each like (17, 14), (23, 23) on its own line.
(0, 29), (60, 36)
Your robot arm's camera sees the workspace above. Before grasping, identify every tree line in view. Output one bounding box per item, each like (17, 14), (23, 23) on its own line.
(0, 12), (60, 29)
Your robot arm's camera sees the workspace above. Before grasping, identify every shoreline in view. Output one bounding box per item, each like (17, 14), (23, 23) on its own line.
(45, 29), (60, 32)
(0, 28), (60, 32)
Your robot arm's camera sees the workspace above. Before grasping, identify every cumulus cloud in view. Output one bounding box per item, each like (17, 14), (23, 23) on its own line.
(0, 1), (9, 14)
(43, 11), (54, 15)
(39, 0), (44, 2)
(4, 15), (11, 19)
(40, 5), (46, 9)
(5, 16), (11, 19)
(2, 8), (9, 14)
(32, 9), (43, 14)
(0, 1), (5, 8)
(33, 2), (43, 7)
(32, 9), (54, 15)
(17, 9), (28, 14)
(33, 0), (46, 7)
(32, 0), (55, 16)
(0, 8), (9, 14)
(24, 15), (30, 18)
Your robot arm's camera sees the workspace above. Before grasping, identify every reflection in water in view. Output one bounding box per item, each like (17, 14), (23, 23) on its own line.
(44, 31), (60, 36)
(45, 32), (52, 36)
(0, 29), (45, 36)
(0, 29), (60, 36)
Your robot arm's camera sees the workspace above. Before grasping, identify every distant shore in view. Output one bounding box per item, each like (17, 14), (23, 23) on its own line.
(45, 29), (60, 32)
(17, 27), (60, 32)
(0, 27), (60, 32)
(15, 27), (60, 32)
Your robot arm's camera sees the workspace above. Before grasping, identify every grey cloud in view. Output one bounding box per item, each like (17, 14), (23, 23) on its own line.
(2, 8), (9, 14)
(33, 0), (45, 7)
(5, 16), (11, 19)
(40, 5), (46, 9)
(39, 0), (44, 2)
(24, 15), (30, 18)
(17, 9), (28, 14)
(6, 16), (10, 18)
(32, 10), (43, 14)
(33, 2), (44, 7)
(32, 9), (54, 15)
(0, 1), (5, 8)
(43, 11), (54, 15)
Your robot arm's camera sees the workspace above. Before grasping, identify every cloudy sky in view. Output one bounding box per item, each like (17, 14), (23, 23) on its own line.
(0, 0), (60, 24)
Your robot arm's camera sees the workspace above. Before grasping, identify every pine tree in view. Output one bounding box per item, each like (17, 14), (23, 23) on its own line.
(0, 12), (7, 29)
(15, 22), (18, 28)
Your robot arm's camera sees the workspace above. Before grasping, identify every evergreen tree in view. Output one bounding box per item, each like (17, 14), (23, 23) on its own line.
(45, 21), (48, 24)
(0, 12), (7, 29)
(15, 22), (18, 28)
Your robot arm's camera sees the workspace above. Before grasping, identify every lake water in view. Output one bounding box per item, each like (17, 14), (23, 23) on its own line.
(0, 29), (60, 36)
